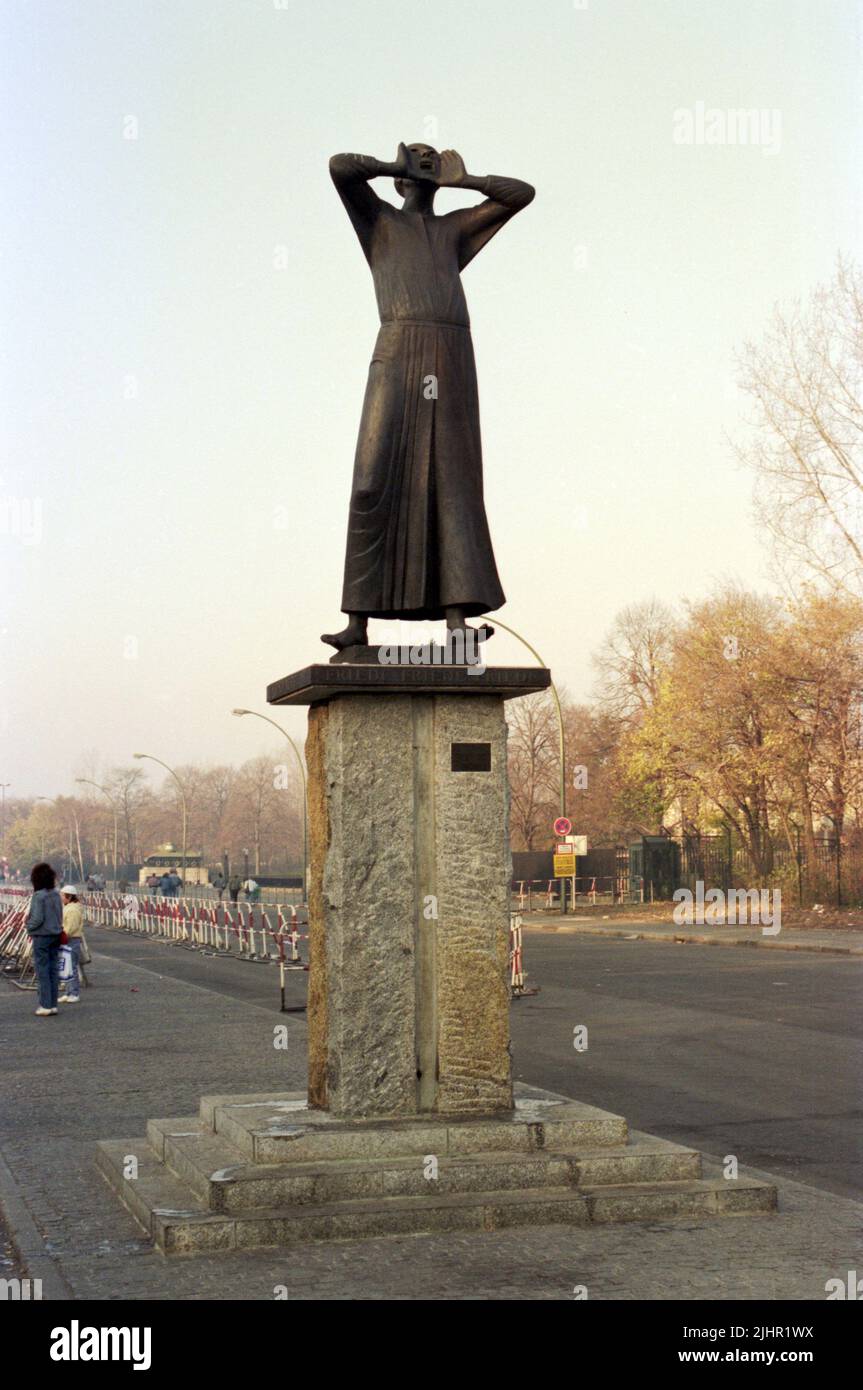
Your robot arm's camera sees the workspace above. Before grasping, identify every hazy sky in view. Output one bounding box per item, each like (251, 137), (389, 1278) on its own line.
(1, 0), (860, 798)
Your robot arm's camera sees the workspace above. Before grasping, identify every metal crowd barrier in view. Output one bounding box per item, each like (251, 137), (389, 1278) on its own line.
(3, 889), (536, 1015)
(511, 880), (558, 911)
(511, 877), (619, 911)
(508, 912), (537, 998)
(126, 883), (305, 906)
(0, 895), (34, 987)
(0, 888), (309, 1010)
(83, 892), (307, 963)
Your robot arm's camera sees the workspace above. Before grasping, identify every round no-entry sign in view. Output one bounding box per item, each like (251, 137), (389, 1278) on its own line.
(553, 816), (572, 837)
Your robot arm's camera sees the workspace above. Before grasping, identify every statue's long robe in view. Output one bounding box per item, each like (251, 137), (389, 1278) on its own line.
(330, 155), (533, 620)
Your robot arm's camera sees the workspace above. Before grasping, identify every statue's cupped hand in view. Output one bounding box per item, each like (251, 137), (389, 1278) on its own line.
(436, 149), (468, 188)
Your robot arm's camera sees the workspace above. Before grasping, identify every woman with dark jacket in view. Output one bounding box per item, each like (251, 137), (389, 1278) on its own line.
(26, 862), (64, 1016)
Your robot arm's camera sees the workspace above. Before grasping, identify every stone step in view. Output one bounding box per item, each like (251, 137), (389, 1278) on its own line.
(582, 1171), (777, 1224)
(565, 1133), (704, 1188)
(95, 1138), (205, 1239)
(199, 1089), (629, 1165)
(151, 1120), (702, 1212)
(146, 1115), (203, 1161)
(95, 1137), (774, 1256)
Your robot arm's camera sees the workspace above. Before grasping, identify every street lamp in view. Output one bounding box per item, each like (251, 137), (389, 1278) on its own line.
(76, 779), (119, 887)
(133, 754), (187, 888)
(34, 796), (49, 860)
(37, 796), (83, 882)
(232, 709), (308, 900)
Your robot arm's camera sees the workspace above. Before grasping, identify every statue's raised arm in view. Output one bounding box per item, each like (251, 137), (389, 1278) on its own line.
(435, 148), (535, 269)
(328, 144), (411, 257)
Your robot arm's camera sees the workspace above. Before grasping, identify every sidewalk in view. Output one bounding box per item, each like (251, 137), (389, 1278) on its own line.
(1, 935), (860, 1300)
(523, 916), (863, 955)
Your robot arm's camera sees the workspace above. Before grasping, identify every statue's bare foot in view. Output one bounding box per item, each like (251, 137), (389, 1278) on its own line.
(445, 608), (494, 644)
(451, 622), (494, 642)
(321, 616), (368, 650)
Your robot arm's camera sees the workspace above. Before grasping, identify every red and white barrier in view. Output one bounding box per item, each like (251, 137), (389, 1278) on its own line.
(84, 891), (308, 963)
(509, 912), (524, 994)
(0, 896), (33, 982)
(0, 887), (308, 965)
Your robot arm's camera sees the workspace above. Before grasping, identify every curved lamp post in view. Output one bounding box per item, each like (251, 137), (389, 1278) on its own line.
(76, 778), (119, 887)
(481, 615), (569, 912)
(133, 754), (187, 888)
(36, 796), (84, 882)
(232, 709), (308, 900)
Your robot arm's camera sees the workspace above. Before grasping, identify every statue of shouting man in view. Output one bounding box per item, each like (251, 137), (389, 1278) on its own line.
(322, 143), (535, 652)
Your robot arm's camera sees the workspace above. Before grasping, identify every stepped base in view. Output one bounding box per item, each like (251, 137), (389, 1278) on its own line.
(95, 1084), (777, 1255)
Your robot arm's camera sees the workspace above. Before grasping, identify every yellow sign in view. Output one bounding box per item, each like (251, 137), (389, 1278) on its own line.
(554, 853), (576, 878)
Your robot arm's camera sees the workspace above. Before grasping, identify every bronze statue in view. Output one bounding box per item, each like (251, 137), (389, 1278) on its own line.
(322, 143), (534, 651)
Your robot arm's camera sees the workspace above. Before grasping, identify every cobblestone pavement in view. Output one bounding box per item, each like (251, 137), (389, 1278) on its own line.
(0, 934), (860, 1300)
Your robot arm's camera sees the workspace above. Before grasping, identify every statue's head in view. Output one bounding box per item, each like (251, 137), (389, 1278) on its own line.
(395, 143), (440, 199)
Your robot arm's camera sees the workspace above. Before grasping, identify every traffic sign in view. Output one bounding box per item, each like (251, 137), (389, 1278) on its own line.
(553, 816), (572, 837)
(565, 835), (588, 855)
(553, 852), (576, 878)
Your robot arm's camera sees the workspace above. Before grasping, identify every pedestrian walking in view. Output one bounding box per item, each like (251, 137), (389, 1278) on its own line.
(59, 886), (85, 1004)
(212, 870), (226, 902)
(159, 871), (172, 897)
(244, 877), (261, 903)
(168, 869), (182, 897)
(228, 873), (242, 904)
(25, 862), (63, 1017)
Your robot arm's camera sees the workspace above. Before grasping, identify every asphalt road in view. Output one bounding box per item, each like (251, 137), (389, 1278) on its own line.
(85, 925), (862, 1201)
(510, 934), (862, 1201)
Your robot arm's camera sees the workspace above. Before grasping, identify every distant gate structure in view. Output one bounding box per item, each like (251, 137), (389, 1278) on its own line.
(138, 849), (208, 887)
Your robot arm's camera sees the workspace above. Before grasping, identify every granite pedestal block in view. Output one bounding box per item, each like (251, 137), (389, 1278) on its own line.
(270, 662), (550, 1119)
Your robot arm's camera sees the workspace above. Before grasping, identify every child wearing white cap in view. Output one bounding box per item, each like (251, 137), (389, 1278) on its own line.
(60, 886), (85, 1002)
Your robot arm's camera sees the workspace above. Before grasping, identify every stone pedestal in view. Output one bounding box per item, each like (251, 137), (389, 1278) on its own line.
(94, 658), (778, 1252)
(267, 662), (551, 1119)
(95, 1084), (776, 1255)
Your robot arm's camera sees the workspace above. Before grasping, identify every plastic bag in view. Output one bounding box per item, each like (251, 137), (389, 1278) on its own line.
(58, 944), (74, 981)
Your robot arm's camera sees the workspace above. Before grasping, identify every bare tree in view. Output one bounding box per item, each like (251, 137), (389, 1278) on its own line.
(506, 693), (558, 850)
(198, 765), (239, 865)
(228, 755), (289, 874)
(592, 598), (675, 723)
(736, 257), (863, 597)
(106, 765), (150, 864)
